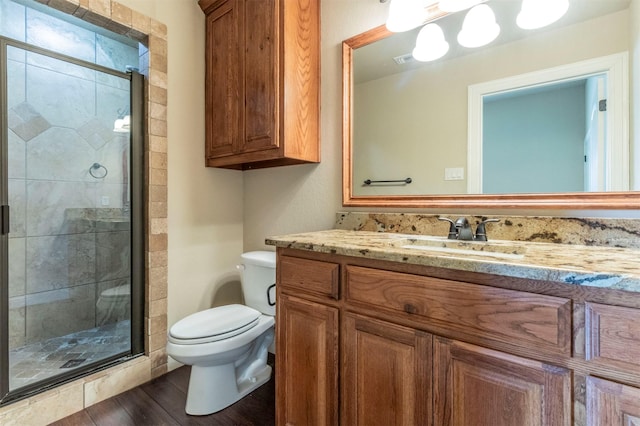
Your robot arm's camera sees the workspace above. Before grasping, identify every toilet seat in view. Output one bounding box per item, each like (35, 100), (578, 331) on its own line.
(168, 304), (261, 345)
(166, 315), (274, 361)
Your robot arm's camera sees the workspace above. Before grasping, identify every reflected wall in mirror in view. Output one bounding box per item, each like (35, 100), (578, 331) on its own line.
(343, 0), (640, 209)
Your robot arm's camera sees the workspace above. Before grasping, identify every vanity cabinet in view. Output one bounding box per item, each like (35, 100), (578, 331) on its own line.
(275, 248), (640, 425)
(198, 0), (320, 170)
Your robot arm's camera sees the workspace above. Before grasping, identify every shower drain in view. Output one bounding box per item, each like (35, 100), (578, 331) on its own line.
(60, 359), (86, 368)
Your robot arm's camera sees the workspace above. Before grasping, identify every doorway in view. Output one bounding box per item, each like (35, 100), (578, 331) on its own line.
(467, 52), (629, 193)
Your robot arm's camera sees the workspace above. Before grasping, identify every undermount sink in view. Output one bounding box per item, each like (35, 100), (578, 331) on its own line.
(398, 236), (527, 260)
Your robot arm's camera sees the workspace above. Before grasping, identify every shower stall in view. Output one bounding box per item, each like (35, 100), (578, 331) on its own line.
(0, 0), (144, 403)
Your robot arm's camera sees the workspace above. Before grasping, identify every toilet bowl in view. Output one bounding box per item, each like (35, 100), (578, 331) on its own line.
(96, 284), (130, 325)
(166, 251), (276, 415)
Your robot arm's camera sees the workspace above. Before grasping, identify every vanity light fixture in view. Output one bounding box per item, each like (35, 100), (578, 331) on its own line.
(516, 0), (569, 29)
(412, 23), (449, 61)
(438, 0), (483, 13)
(386, 0), (426, 32)
(386, 0), (568, 63)
(457, 3), (500, 48)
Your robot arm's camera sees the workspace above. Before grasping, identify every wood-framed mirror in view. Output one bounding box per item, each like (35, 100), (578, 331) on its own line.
(342, 0), (640, 209)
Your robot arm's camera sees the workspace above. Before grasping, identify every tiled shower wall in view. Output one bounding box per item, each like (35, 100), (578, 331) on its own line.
(2, 0), (140, 348)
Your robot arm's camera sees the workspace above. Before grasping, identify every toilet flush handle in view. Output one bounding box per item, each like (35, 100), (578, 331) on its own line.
(267, 284), (276, 306)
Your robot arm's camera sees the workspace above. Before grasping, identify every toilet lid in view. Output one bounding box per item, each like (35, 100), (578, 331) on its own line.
(169, 304), (261, 341)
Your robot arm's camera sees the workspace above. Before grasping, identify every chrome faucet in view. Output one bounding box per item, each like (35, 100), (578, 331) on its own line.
(437, 217), (458, 239)
(474, 218), (500, 241)
(438, 217), (500, 241)
(455, 217), (474, 241)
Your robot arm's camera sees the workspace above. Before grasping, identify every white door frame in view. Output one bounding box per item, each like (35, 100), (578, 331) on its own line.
(467, 52), (629, 193)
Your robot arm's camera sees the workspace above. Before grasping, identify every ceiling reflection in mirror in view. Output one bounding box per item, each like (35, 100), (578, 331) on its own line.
(350, 0), (634, 199)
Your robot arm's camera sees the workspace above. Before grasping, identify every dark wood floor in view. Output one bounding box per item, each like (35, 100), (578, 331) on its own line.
(50, 359), (275, 426)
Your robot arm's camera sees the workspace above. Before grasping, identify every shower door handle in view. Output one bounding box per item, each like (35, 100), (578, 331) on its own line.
(1, 205), (8, 235)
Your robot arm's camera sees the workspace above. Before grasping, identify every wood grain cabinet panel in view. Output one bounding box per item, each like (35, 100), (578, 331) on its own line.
(243, 0), (276, 153)
(434, 337), (572, 426)
(201, 0), (240, 159)
(342, 313), (432, 426)
(199, 0), (320, 169)
(586, 376), (640, 425)
(346, 265), (572, 355)
(276, 294), (338, 426)
(279, 256), (339, 300)
(586, 302), (640, 368)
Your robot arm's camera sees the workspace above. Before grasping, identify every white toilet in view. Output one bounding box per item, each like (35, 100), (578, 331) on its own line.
(96, 284), (130, 325)
(166, 251), (276, 415)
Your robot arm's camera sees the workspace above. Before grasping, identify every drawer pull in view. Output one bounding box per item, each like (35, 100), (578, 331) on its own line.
(404, 304), (418, 314)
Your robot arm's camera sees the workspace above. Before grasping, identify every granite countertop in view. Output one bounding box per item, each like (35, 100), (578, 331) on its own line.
(266, 229), (640, 293)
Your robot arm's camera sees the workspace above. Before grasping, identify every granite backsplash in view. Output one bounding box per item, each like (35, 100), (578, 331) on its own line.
(335, 212), (640, 249)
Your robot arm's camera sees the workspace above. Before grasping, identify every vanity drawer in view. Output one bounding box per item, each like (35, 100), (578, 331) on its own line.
(345, 266), (572, 355)
(586, 302), (640, 368)
(279, 255), (339, 300)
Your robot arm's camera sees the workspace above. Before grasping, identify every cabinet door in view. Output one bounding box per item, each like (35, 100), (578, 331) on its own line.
(585, 302), (640, 369)
(587, 376), (640, 425)
(204, 0), (241, 159)
(242, 0), (278, 153)
(434, 337), (571, 426)
(276, 294), (339, 426)
(342, 313), (432, 426)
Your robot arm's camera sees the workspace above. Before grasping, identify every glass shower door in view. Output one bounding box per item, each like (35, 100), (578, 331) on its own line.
(5, 43), (133, 391)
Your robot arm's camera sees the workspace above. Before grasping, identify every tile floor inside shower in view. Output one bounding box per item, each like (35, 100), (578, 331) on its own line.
(9, 320), (131, 390)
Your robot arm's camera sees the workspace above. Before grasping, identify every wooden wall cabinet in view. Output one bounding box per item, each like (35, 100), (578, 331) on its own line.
(275, 248), (640, 425)
(198, 0), (320, 170)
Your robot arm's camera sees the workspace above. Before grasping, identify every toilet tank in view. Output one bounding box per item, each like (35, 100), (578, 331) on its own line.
(239, 251), (276, 316)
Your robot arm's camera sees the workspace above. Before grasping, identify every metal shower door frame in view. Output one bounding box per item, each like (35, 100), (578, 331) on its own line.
(0, 35), (145, 405)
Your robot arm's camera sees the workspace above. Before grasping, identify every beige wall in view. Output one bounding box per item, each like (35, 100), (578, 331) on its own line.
(117, 0), (244, 367)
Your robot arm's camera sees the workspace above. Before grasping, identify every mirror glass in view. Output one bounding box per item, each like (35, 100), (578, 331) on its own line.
(345, 0), (639, 208)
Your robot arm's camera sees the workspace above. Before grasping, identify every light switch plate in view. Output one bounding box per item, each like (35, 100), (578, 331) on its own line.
(444, 167), (464, 181)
